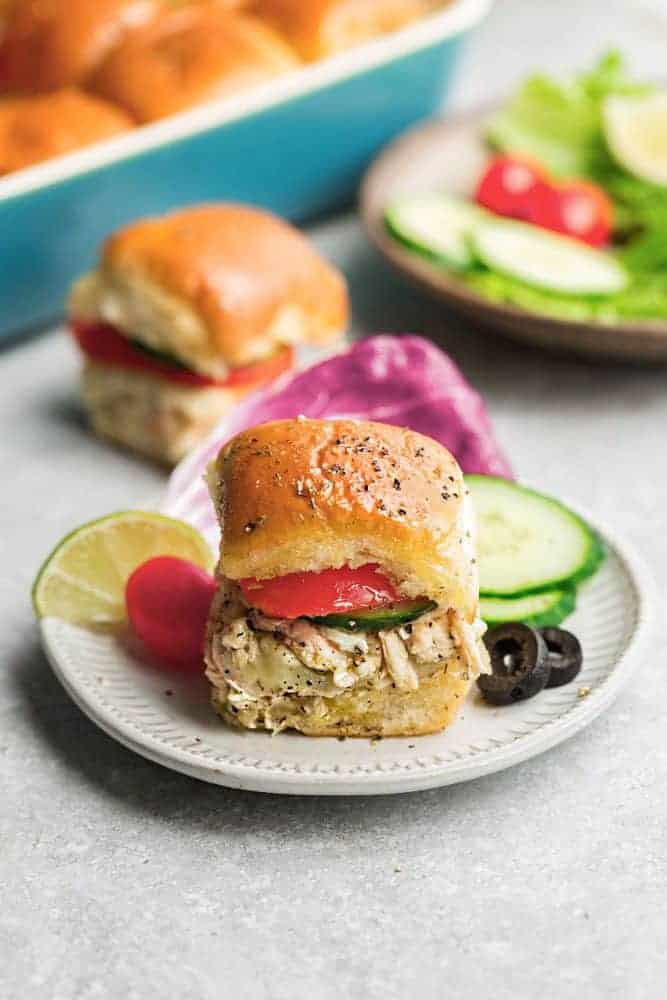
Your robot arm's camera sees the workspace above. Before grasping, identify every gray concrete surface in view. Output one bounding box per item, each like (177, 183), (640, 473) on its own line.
(2, 2), (666, 997)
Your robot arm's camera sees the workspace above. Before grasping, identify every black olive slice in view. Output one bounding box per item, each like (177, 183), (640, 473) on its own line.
(478, 623), (549, 705)
(541, 627), (583, 688)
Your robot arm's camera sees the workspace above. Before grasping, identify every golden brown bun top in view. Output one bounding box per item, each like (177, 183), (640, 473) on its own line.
(92, 203), (347, 368)
(0, 88), (133, 175)
(210, 418), (478, 618)
(88, 5), (298, 123)
(0, 0), (159, 94)
(252, 0), (433, 60)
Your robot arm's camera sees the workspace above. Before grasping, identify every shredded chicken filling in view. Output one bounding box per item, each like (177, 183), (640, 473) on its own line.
(206, 593), (489, 724)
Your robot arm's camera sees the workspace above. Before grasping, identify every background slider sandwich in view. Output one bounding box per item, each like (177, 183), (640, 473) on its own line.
(68, 204), (348, 463)
(205, 418), (489, 737)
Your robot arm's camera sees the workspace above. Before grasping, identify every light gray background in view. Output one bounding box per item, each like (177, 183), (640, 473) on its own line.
(2, 2), (666, 998)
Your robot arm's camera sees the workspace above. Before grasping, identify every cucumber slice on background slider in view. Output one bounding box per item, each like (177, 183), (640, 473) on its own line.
(470, 218), (628, 295)
(480, 587), (576, 629)
(385, 194), (486, 269)
(466, 476), (605, 599)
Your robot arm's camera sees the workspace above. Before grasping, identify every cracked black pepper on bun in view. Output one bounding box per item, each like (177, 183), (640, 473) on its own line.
(204, 418), (489, 737)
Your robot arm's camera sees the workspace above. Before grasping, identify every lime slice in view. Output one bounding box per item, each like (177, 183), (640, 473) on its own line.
(603, 92), (667, 186)
(32, 511), (214, 625)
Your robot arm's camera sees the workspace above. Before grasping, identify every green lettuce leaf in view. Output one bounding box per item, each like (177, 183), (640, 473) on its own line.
(476, 51), (667, 323)
(486, 52), (645, 178)
(463, 267), (667, 324)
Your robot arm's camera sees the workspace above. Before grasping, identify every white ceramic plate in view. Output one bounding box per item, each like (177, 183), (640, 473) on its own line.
(40, 506), (653, 795)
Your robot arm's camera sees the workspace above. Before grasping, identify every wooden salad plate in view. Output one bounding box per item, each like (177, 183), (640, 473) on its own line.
(360, 110), (667, 363)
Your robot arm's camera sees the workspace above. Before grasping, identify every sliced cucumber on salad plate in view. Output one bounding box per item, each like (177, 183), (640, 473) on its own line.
(470, 220), (627, 296)
(385, 194), (486, 269)
(384, 193), (628, 297)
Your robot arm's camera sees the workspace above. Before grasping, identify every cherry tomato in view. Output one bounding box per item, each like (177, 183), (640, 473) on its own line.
(71, 321), (293, 388)
(240, 564), (401, 619)
(476, 155), (550, 221)
(530, 180), (612, 247)
(126, 556), (216, 671)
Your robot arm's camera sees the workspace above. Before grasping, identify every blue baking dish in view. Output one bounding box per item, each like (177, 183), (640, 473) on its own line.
(0, 0), (491, 342)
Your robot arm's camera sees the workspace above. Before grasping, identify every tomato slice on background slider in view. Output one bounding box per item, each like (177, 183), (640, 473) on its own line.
(240, 564), (402, 620)
(71, 320), (293, 388)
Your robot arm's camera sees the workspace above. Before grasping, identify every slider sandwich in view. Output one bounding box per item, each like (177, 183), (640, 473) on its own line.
(205, 418), (489, 737)
(68, 204), (348, 463)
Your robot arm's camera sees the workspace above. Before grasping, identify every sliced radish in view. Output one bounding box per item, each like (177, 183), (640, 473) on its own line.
(126, 556), (216, 671)
(533, 181), (612, 247)
(475, 155), (550, 221)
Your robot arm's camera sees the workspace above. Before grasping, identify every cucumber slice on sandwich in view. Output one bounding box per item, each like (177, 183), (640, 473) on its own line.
(311, 599), (436, 633)
(480, 587), (576, 629)
(385, 194), (486, 269)
(471, 218), (627, 295)
(467, 475), (604, 598)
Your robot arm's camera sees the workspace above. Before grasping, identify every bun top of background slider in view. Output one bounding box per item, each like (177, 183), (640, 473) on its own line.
(68, 202), (349, 379)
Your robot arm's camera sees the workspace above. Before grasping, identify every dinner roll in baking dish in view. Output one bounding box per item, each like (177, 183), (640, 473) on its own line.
(0, 88), (133, 174)
(88, 3), (298, 122)
(251, 0), (440, 61)
(0, 0), (158, 93)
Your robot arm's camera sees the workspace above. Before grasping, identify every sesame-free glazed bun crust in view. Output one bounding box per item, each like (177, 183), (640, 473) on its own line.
(210, 418), (479, 620)
(89, 5), (297, 122)
(68, 204), (348, 378)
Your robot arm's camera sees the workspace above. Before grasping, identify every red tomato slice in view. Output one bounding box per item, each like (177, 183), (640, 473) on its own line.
(71, 320), (293, 388)
(240, 564), (401, 619)
(126, 556), (216, 671)
(528, 180), (612, 247)
(476, 154), (550, 221)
